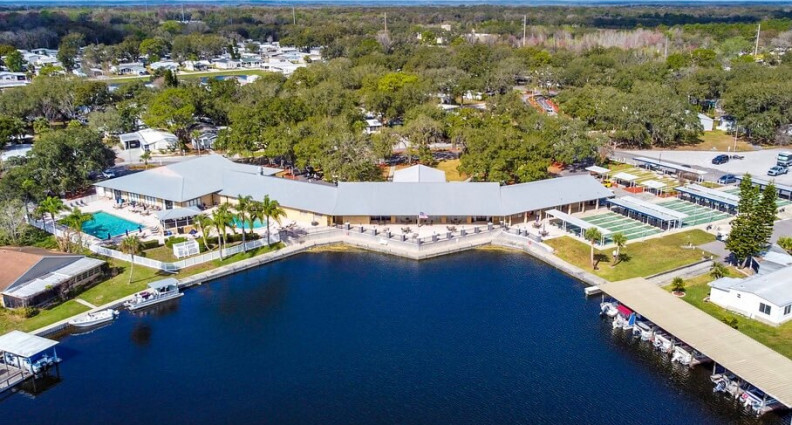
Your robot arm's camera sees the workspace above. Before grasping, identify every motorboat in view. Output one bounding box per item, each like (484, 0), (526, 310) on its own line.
(622, 313), (636, 331)
(2, 351), (60, 374)
(124, 278), (183, 311)
(600, 301), (618, 317)
(739, 387), (784, 415)
(68, 309), (118, 328)
(672, 344), (712, 367)
(633, 320), (654, 341)
(653, 332), (674, 353)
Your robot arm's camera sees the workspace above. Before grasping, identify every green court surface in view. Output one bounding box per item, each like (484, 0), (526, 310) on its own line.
(656, 199), (731, 226)
(582, 212), (663, 241)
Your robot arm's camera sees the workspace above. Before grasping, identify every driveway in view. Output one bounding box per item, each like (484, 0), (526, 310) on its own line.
(772, 218), (792, 243)
(615, 148), (792, 186)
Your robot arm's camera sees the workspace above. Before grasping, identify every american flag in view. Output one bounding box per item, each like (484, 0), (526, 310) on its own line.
(418, 212), (429, 219)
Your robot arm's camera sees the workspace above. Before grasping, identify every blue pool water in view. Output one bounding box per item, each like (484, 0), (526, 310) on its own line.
(1, 251), (789, 424)
(81, 211), (144, 238)
(232, 217), (266, 229)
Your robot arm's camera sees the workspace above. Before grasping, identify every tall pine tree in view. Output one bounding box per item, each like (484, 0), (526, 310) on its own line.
(755, 182), (778, 245)
(726, 174), (762, 267)
(725, 175), (779, 267)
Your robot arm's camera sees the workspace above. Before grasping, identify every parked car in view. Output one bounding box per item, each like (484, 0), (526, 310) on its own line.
(718, 174), (737, 184)
(730, 154), (744, 160)
(711, 154), (729, 165)
(102, 169), (117, 179)
(768, 165), (788, 176)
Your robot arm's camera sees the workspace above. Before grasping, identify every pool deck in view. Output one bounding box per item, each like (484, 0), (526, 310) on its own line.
(600, 278), (792, 408)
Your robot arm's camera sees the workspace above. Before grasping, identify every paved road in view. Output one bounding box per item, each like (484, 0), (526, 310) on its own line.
(614, 148), (792, 186)
(772, 218), (792, 243)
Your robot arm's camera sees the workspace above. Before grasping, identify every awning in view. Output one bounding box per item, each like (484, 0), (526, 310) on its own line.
(585, 165), (610, 175)
(608, 196), (687, 222)
(612, 172), (638, 182)
(640, 180), (667, 190)
(546, 209), (611, 235)
(634, 156), (707, 176)
(155, 207), (202, 221)
(616, 305), (633, 317)
(0, 330), (58, 358)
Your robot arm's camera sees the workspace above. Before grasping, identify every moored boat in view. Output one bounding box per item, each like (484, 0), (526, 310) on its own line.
(653, 331), (673, 353)
(124, 278), (183, 311)
(68, 309), (119, 328)
(633, 320), (654, 341)
(600, 301), (618, 317)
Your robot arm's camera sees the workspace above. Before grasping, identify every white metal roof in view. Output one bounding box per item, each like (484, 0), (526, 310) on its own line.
(155, 207), (202, 221)
(95, 155), (282, 202)
(392, 165), (446, 183)
(639, 180), (667, 190)
(546, 209), (611, 235)
(712, 266), (792, 306)
(634, 156), (708, 176)
(676, 184), (740, 208)
(149, 277), (180, 291)
(0, 330), (58, 358)
(499, 174), (613, 216)
(585, 165), (610, 175)
(612, 172), (638, 182)
(3, 257), (105, 299)
(609, 196), (687, 222)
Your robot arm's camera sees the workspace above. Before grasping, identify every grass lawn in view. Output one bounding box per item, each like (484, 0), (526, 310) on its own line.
(142, 245), (179, 262)
(0, 301), (89, 334)
(0, 242), (287, 333)
(545, 230), (715, 281)
(670, 130), (753, 152)
(663, 271), (792, 360)
(436, 159), (468, 181)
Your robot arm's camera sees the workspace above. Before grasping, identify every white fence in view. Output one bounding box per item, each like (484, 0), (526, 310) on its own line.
(30, 217), (280, 272)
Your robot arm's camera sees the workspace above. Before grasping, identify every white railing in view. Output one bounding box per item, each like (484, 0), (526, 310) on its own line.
(32, 216), (281, 272)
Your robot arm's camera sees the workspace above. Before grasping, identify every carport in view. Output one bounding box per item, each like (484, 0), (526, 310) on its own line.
(735, 176), (792, 201)
(634, 156), (707, 182)
(608, 196), (687, 230)
(675, 184), (739, 214)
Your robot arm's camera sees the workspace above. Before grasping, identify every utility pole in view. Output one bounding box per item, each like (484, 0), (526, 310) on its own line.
(522, 15), (527, 47)
(384, 13), (388, 32)
(181, 2), (185, 23)
(754, 24), (761, 56)
(664, 37), (668, 58)
(292, 7), (296, 25)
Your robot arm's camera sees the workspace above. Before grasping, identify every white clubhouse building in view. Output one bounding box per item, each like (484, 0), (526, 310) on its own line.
(95, 155), (614, 227)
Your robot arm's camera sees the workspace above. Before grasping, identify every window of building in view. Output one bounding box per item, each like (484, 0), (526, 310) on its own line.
(759, 303), (772, 315)
(785, 304), (791, 316)
(184, 198), (200, 207)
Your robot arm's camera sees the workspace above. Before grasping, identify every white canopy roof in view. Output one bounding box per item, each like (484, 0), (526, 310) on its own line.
(585, 165), (610, 175)
(0, 330), (58, 358)
(612, 172), (638, 182)
(640, 180), (667, 190)
(155, 207), (202, 221)
(546, 209), (611, 235)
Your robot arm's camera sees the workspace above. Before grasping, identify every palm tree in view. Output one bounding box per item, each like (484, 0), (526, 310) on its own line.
(119, 236), (143, 285)
(611, 232), (627, 265)
(710, 262), (728, 279)
(140, 150), (152, 169)
(235, 195), (254, 245)
(583, 227), (602, 269)
(194, 213), (214, 252)
(260, 195), (286, 245)
(671, 277), (686, 293)
(36, 196), (65, 229)
(211, 203), (234, 258)
(61, 207), (93, 252)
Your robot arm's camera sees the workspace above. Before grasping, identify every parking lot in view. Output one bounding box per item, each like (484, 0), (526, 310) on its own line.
(582, 212), (664, 241)
(618, 148), (792, 186)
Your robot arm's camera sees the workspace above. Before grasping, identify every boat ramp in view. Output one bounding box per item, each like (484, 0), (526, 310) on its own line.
(600, 278), (792, 414)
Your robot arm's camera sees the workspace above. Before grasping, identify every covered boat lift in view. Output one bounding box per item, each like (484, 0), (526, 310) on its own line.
(545, 209), (611, 244)
(600, 278), (792, 413)
(735, 176), (792, 201)
(608, 196), (687, 229)
(676, 184), (739, 214)
(633, 156), (707, 181)
(0, 331), (60, 393)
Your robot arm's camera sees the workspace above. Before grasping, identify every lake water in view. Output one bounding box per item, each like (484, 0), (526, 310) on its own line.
(1, 250), (789, 425)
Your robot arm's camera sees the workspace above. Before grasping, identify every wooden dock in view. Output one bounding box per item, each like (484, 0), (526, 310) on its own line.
(600, 278), (792, 408)
(0, 364), (30, 394)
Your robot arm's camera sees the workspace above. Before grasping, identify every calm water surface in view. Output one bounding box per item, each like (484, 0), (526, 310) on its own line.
(1, 250), (789, 425)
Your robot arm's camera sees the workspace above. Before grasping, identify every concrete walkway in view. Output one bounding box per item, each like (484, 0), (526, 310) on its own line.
(74, 298), (97, 309)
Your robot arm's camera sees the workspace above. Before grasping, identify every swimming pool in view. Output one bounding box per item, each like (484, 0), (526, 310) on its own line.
(232, 217), (266, 229)
(82, 211), (144, 239)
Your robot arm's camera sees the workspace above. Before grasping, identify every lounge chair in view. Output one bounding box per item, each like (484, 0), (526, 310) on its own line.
(164, 230), (173, 236)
